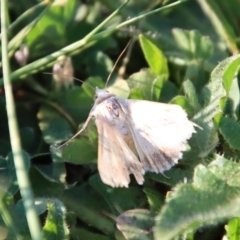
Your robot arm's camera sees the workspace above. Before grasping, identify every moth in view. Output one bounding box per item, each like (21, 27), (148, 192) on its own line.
(65, 87), (197, 188)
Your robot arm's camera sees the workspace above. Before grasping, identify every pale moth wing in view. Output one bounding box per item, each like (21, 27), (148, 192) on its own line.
(96, 114), (144, 187)
(69, 87), (196, 187)
(124, 100), (196, 173)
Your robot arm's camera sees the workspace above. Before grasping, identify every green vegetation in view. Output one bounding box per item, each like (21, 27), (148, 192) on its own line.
(1, 0), (240, 239)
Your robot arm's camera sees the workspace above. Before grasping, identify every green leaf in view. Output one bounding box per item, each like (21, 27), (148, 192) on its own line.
(219, 117), (240, 151)
(154, 155), (240, 240)
(188, 55), (240, 161)
(60, 78), (104, 122)
(32, 146), (67, 185)
(0, 191), (15, 239)
(50, 145), (65, 163)
(25, 0), (79, 57)
(107, 78), (130, 99)
(226, 77), (240, 117)
(0, 140), (11, 156)
(159, 80), (178, 103)
(182, 79), (200, 112)
(172, 29), (213, 61)
(200, 54), (240, 112)
(38, 78), (104, 145)
(86, 51), (113, 81)
(226, 217), (240, 240)
(42, 199), (69, 240)
(70, 228), (110, 240)
(208, 154), (240, 187)
(222, 56), (240, 94)
(127, 69), (173, 102)
(62, 138), (97, 164)
(20, 127), (35, 151)
(198, 0), (239, 55)
(184, 62), (207, 90)
(129, 88), (145, 100)
(34, 162), (67, 184)
(30, 167), (64, 198)
(147, 168), (193, 187)
(170, 95), (194, 117)
(0, 198), (68, 240)
(127, 69), (160, 101)
(34, 198), (51, 216)
(81, 77), (101, 97)
(151, 76), (165, 101)
(88, 174), (146, 215)
(139, 34), (169, 78)
(116, 209), (155, 240)
(38, 106), (73, 145)
(0, 151), (30, 195)
(0, 200), (31, 239)
(143, 188), (164, 212)
(60, 183), (115, 235)
(0, 189), (13, 205)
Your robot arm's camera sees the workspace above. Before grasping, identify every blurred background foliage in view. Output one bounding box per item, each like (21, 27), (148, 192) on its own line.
(1, 0), (240, 239)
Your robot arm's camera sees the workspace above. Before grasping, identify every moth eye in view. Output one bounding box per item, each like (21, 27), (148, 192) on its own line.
(94, 94), (97, 100)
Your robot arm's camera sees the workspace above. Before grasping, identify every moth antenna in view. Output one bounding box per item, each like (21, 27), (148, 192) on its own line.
(43, 72), (95, 90)
(118, 38), (136, 78)
(58, 114), (93, 148)
(192, 121), (203, 130)
(112, 202), (123, 214)
(105, 39), (132, 88)
(57, 129), (84, 149)
(162, 172), (171, 179)
(101, 210), (117, 221)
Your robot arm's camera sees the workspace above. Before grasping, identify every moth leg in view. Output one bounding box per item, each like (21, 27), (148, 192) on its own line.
(58, 113), (93, 148)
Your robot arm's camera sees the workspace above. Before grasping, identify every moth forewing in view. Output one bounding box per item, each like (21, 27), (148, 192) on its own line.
(125, 100), (196, 173)
(64, 87), (197, 188)
(92, 91), (144, 187)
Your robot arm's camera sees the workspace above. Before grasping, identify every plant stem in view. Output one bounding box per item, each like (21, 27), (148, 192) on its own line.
(0, 0), (186, 85)
(7, 1), (53, 58)
(0, 2), (46, 39)
(0, 198), (22, 240)
(1, 0), (42, 239)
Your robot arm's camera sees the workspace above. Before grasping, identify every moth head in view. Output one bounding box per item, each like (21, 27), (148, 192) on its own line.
(94, 87), (114, 103)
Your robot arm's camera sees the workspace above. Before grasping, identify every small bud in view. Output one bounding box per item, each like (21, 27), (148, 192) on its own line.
(53, 56), (74, 90)
(14, 44), (29, 66)
(75, 4), (88, 22)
